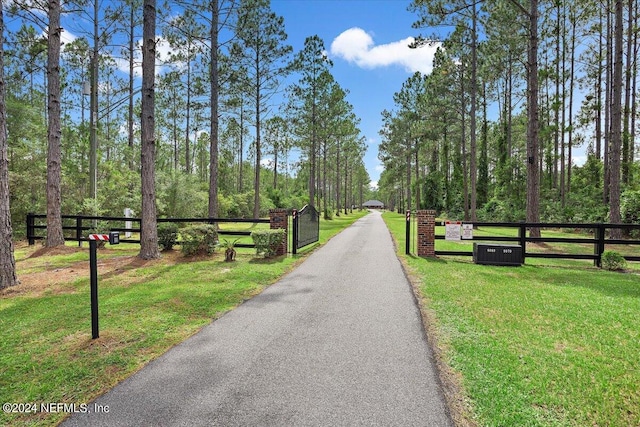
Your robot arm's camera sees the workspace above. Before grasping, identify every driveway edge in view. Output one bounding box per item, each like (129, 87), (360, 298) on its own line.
(384, 222), (478, 427)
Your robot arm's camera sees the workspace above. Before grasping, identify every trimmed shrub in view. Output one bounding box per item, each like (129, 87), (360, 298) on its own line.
(180, 224), (218, 256)
(157, 222), (178, 251)
(601, 250), (627, 271)
(251, 229), (285, 258)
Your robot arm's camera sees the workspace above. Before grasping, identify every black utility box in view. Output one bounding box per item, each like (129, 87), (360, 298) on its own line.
(473, 243), (522, 266)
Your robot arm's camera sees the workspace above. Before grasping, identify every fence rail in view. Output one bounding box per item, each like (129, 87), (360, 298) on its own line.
(26, 213), (270, 249)
(432, 221), (640, 267)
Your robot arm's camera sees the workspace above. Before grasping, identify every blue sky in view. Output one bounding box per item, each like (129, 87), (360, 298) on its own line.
(271, 0), (441, 188)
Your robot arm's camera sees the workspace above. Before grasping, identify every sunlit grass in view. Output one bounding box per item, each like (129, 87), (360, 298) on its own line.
(384, 212), (640, 427)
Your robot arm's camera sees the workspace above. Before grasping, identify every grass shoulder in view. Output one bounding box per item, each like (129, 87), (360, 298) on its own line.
(383, 211), (640, 427)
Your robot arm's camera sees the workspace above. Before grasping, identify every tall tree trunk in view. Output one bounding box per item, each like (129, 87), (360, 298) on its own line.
(273, 141), (278, 189)
(609, 0), (624, 238)
(470, 1), (478, 222)
(185, 40), (192, 174)
(344, 152), (349, 215)
(560, 2), (567, 208)
(406, 142), (411, 212)
(309, 89), (317, 207)
(596, 6), (603, 163)
(253, 75), (261, 219)
(621, 0), (633, 185)
(567, 8), (576, 195)
(526, 0), (541, 237)
(415, 138), (420, 210)
(460, 65), (468, 221)
(139, 0), (160, 259)
(208, 0), (219, 218)
(478, 82), (488, 206)
(335, 139), (341, 215)
(172, 92), (178, 171)
(0, 2), (18, 289)
(238, 105), (244, 193)
(604, 0), (612, 204)
(322, 139), (328, 218)
(46, 0), (65, 247)
(631, 0), (638, 179)
(89, 0), (98, 204)
(553, 1), (561, 190)
(128, 1), (135, 171)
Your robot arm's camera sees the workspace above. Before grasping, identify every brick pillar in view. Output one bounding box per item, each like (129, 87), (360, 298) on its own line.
(269, 209), (288, 256)
(417, 210), (436, 258)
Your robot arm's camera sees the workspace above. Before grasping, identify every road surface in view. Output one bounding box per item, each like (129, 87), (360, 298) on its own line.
(63, 210), (452, 426)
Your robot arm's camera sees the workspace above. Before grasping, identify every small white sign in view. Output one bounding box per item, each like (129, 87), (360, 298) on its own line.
(445, 221), (462, 241)
(462, 224), (473, 240)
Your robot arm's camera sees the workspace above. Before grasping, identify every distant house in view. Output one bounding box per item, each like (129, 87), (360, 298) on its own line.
(363, 200), (385, 209)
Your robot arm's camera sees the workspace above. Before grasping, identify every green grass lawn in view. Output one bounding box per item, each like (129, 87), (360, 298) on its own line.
(0, 210), (368, 427)
(384, 212), (640, 427)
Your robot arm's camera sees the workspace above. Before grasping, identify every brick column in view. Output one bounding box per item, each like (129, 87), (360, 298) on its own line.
(417, 210), (436, 258)
(269, 209), (288, 256)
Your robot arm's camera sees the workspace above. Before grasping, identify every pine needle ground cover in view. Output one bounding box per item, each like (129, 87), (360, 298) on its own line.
(0, 210), (367, 427)
(383, 212), (640, 427)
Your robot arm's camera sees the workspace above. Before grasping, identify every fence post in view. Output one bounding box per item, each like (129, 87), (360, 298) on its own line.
(76, 216), (83, 247)
(26, 212), (35, 245)
(89, 238), (99, 339)
(269, 209), (289, 256)
(595, 224), (605, 267)
(405, 210), (411, 255)
(417, 210), (436, 258)
(519, 222), (527, 264)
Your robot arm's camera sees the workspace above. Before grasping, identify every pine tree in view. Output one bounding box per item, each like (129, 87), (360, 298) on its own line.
(138, 0), (160, 259)
(0, 1), (18, 289)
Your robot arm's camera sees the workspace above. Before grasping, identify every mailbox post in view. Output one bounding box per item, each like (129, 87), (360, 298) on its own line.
(88, 232), (119, 339)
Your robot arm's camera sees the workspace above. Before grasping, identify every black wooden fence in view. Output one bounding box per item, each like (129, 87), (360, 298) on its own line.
(26, 213), (270, 249)
(432, 221), (640, 267)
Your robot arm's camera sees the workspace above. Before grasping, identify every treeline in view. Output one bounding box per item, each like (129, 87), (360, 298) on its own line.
(3, 0), (370, 228)
(378, 0), (639, 229)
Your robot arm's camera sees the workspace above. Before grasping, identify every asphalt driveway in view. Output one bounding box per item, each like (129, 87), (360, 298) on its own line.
(62, 210), (452, 426)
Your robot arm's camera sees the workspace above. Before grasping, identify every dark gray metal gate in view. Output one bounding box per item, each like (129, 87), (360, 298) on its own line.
(292, 205), (319, 254)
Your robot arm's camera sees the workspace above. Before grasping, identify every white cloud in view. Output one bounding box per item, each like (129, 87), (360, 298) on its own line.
(43, 27), (77, 47)
(572, 155), (587, 167)
(112, 36), (174, 77)
(330, 27), (439, 74)
(61, 29), (77, 46)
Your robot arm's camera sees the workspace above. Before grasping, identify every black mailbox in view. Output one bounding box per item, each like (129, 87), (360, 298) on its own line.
(109, 232), (120, 245)
(473, 243), (522, 266)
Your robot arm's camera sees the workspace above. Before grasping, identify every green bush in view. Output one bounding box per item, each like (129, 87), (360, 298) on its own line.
(601, 250), (627, 271)
(180, 224), (218, 256)
(157, 222), (178, 251)
(251, 229), (285, 258)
